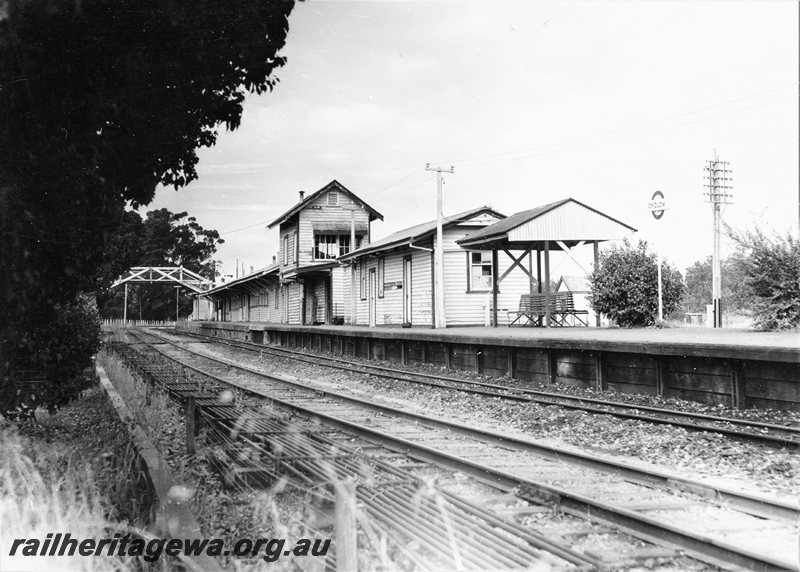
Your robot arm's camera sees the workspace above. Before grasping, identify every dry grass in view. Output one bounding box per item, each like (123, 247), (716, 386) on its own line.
(0, 416), (141, 571)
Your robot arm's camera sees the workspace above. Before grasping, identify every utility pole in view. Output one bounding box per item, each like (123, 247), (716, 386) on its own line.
(350, 207), (356, 326)
(703, 152), (733, 328)
(425, 163), (454, 329)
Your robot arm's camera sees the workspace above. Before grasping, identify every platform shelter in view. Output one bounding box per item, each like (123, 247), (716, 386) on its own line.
(456, 198), (637, 327)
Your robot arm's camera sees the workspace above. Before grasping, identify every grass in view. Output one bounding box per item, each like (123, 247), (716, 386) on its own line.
(0, 384), (149, 571)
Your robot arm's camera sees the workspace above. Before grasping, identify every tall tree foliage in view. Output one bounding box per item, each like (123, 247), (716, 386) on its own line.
(727, 227), (800, 331)
(97, 209), (224, 320)
(588, 240), (684, 327)
(683, 256), (751, 315)
(1, 0), (294, 410)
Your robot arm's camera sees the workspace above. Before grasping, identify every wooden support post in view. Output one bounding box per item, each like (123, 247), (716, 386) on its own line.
(546, 348), (556, 384)
(444, 344), (451, 370)
(594, 352), (605, 391)
(507, 348), (515, 379)
(421, 343), (427, 364)
(656, 357), (668, 397)
(186, 396), (196, 455)
(543, 241), (551, 328)
(731, 360), (746, 409)
(536, 250), (542, 293)
(476, 346), (483, 374)
(491, 248), (499, 328)
(400, 341), (407, 365)
(335, 480), (358, 572)
(367, 339), (372, 360)
(593, 241), (601, 327)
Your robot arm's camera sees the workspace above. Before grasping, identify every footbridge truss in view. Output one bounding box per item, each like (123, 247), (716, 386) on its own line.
(111, 266), (213, 293)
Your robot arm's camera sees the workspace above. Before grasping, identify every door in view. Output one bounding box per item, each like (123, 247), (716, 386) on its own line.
(403, 255), (412, 324)
(368, 268), (377, 327)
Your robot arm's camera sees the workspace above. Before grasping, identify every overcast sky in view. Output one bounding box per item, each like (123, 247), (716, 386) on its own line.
(141, 0), (799, 280)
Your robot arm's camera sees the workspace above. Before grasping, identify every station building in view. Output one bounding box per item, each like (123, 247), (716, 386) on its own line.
(197, 180), (636, 328)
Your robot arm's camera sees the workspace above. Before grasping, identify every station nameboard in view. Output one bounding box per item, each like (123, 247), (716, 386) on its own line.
(648, 190), (666, 220)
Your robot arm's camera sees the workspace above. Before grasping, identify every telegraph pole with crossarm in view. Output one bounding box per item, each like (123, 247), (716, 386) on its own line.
(703, 152), (733, 328)
(425, 163), (454, 329)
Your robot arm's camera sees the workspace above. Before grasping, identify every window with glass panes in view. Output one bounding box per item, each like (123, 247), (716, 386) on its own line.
(314, 234), (353, 260)
(469, 251), (493, 291)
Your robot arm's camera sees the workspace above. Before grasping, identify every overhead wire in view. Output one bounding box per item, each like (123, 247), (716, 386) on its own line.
(429, 84), (797, 168)
(445, 95), (796, 170)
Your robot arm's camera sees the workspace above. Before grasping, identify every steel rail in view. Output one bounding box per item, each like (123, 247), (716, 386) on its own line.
(145, 331), (799, 524)
(129, 333), (798, 572)
(110, 338), (594, 570)
(176, 331), (800, 447)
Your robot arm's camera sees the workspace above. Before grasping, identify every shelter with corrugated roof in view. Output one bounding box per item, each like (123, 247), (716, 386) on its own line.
(456, 198), (637, 327)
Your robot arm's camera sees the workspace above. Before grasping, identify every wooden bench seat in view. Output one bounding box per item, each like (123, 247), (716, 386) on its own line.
(508, 292), (589, 327)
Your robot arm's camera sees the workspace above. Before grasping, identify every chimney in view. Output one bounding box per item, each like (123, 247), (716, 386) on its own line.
(272, 255), (276, 264)
(298, 190), (305, 202)
(250, 265), (254, 273)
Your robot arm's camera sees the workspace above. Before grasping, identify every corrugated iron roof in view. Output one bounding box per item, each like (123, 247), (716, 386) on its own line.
(457, 198), (636, 247)
(202, 263), (279, 296)
(339, 206), (505, 261)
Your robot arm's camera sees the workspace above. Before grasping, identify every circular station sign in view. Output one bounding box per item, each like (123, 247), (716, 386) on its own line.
(648, 190), (666, 220)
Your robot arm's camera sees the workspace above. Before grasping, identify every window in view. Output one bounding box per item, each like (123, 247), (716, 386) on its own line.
(274, 286), (279, 308)
(314, 234), (353, 260)
(377, 257), (385, 298)
(283, 235), (289, 265)
(339, 235), (351, 257)
(468, 251), (493, 291)
(327, 191), (339, 206)
(293, 230), (298, 263)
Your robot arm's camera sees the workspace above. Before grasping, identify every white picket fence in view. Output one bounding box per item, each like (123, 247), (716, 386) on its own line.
(102, 319), (179, 328)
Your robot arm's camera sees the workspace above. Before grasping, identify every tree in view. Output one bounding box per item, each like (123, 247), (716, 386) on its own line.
(1, 0), (294, 413)
(683, 256), (751, 315)
(727, 227), (800, 331)
(97, 208), (224, 320)
(588, 239), (684, 327)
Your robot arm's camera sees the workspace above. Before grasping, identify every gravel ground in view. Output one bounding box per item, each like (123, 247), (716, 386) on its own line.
(190, 339), (800, 500)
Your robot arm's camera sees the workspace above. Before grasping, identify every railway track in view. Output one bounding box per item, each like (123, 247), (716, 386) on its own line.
(119, 329), (799, 571)
(176, 329), (800, 448)
(106, 337), (594, 571)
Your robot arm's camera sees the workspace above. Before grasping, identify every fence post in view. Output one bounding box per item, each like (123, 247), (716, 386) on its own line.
(335, 480), (358, 572)
(186, 396), (196, 454)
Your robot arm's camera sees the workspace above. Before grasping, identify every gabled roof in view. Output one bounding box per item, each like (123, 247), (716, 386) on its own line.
(201, 263), (279, 296)
(267, 180), (383, 229)
(457, 198), (637, 248)
(339, 206), (505, 261)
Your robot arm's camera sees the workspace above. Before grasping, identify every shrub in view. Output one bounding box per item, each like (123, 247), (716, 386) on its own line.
(728, 227), (800, 331)
(588, 239), (684, 327)
(2, 294), (101, 418)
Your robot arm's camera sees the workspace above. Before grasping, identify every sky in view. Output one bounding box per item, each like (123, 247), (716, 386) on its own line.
(140, 0), (799, 281)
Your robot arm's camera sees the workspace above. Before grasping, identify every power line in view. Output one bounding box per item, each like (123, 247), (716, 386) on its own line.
(431, 84), (796, 167)
(450, 95), (794, 170)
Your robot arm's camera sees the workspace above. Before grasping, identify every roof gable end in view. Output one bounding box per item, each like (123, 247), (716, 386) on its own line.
(267, 180), (383, 229)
